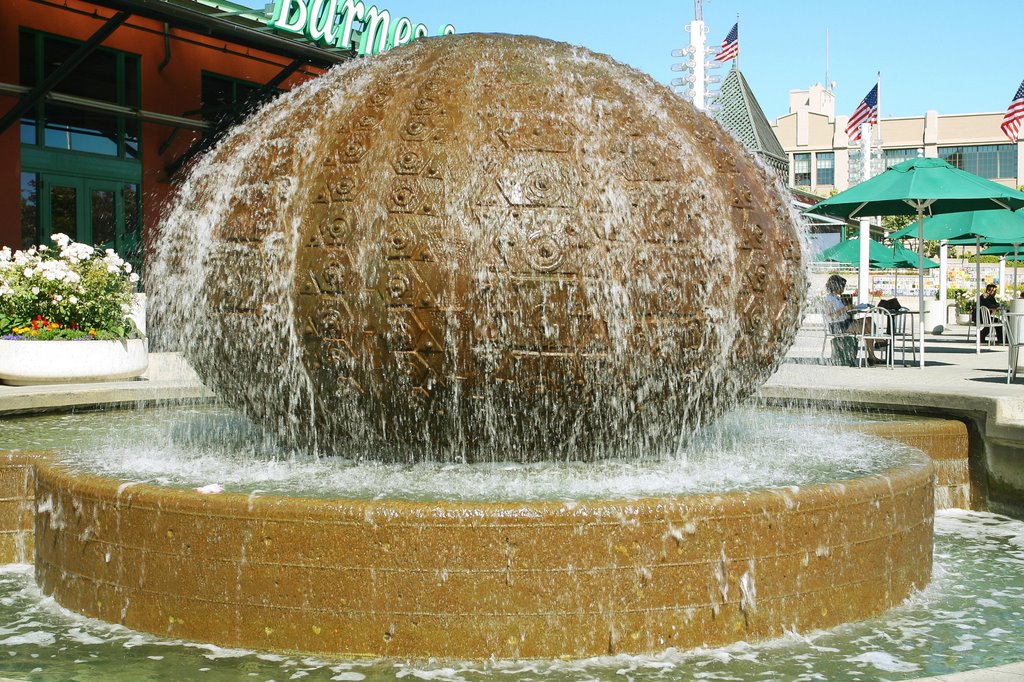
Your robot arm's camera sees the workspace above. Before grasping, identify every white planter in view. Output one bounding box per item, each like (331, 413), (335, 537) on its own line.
(922, 299), (943, 334)
(0, 339), (148, 386)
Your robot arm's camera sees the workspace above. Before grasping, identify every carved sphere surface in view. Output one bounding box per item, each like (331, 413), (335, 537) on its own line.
(153, 34), (806, 462)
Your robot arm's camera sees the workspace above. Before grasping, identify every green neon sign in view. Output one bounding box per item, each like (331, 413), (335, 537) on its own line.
(270, 0), (456, 56)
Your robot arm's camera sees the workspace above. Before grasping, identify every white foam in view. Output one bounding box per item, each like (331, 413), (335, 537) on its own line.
(846, 651), (920, 672)
(0, 631), (56, 646)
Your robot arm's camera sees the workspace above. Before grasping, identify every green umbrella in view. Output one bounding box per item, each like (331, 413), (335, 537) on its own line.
(820, 237), (902, 268)
(891, 208), (1024, 242)
(882, 241), (939, 303)
(888, 241), (939, 269)
(807, 158), (1024, 367)
(981, 245), (1024, 255)
(906, 210), (1024, 342)
(819, 238), (936, 304)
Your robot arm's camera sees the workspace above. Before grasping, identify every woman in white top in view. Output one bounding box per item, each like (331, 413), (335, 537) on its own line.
(823, 275), (880, 365)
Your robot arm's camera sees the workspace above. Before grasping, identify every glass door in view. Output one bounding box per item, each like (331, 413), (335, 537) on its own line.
(33, 174), (140, 264)
(41, 174), (82, 243)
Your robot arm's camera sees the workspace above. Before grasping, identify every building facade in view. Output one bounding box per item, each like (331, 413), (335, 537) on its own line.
(772, 83), (1024, 197)
(2, 0), (460, 272)
(0, 0), (359, 267)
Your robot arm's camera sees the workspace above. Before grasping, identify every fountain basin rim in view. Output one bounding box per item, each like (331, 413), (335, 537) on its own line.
(26, 447), (934, 659)
(24, 448), (934, 515)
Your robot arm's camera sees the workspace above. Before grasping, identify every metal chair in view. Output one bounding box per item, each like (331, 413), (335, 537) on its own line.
(819, 297), (856, 363)
(889, 308), (917, 366)
(968, 306), (1005, 347)
(854, 307), (894, 368)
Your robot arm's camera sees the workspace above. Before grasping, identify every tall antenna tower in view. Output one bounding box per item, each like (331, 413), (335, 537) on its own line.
(671, 0), (722, 111)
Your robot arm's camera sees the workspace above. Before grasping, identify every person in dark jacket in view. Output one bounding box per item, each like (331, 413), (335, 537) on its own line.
(978, 283), (1004, 344)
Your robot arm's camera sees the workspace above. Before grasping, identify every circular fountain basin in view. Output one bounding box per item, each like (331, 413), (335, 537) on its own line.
(0, 407), (934, 660)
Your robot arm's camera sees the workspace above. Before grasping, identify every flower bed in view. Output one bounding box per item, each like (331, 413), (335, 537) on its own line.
(0, 234), (146, 384)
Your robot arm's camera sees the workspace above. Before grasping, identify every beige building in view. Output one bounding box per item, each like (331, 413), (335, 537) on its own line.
(772, 83), (1023, 196)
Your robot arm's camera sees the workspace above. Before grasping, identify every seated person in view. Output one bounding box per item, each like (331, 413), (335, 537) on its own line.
(978, 283), (1004, 344)
(822, 275), (881, 365)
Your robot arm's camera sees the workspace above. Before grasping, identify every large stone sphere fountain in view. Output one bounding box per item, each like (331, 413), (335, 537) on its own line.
(6, 35), (935, 662)
(153, 33), (806, 461)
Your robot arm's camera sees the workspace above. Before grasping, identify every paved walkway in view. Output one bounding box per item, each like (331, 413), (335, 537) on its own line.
(765, 321), (1024, 448)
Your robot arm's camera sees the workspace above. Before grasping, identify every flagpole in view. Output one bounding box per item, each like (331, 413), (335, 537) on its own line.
(858, 123), (872, 305)
(734, 13), (739, 69)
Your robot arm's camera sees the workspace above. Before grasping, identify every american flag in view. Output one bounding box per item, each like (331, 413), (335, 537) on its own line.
(715, 23), (738, 63)
(1001, 78), (1024, 143)
(845, 84), (878, 143)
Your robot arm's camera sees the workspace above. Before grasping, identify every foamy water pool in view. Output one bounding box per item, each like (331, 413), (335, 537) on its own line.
(0, 405), (923, 501)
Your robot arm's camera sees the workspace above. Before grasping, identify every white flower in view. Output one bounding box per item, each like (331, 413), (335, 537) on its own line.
(53, 294), (63, 303)
(50, 233), (70, 247)
(69, 295), (77, 304)
(124, 262), (132, 273)
(0, 283), (12, 297)
(0, 246), (11, 262)
(129, 272), (140, 283)
(23, 268), (34, 278)
(108, 265), (119, 274)
(37, 245), (48, 252)
(31, 286), (40, 295)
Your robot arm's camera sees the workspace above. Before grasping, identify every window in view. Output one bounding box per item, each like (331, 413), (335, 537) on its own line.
(815, 152), (835, 186)
(201, 73), (264, 122)
(20, 172), (38, 250)
(939, 144), (1017, 179)
(793, 153), (811, 186)
(18, 30), (140, 159)
(884, 148), (920, 169)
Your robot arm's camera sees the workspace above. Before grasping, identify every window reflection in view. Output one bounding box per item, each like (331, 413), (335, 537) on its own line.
(20, 119), (36, 145)
(43, 105), (119, 156)
(92, 189), (116, 246)
(20, 173), (38, 250)
(123, 183), (139, 234)
(50, 185), (78, 242)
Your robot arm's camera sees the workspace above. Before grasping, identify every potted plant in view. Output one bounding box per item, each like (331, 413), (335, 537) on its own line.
(955, 293), (974, 325)
(0, 233), (146, 385)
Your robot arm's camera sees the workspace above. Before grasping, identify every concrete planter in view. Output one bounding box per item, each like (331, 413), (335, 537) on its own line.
(922, 298), (943, 334)
(0, 338), (148, 386)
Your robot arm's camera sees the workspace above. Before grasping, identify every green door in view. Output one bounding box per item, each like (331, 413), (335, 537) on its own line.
(35, 173), (141, 264)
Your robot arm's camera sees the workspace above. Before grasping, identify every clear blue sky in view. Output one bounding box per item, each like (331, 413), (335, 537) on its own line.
(246, 0), (1022, 122)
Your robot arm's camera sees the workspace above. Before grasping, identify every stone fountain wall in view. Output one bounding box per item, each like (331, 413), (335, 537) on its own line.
(23, 452), (931, 659)
(0, 453), (34, 564)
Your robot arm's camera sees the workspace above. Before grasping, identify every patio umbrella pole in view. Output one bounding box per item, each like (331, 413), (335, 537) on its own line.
(917, 210), (926, 368)
(976, 235), (982, 354)
(1015, 244), (1020, 295)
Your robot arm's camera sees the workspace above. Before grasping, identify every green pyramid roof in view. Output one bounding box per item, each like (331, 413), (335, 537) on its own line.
(713, 67), (789, 178)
